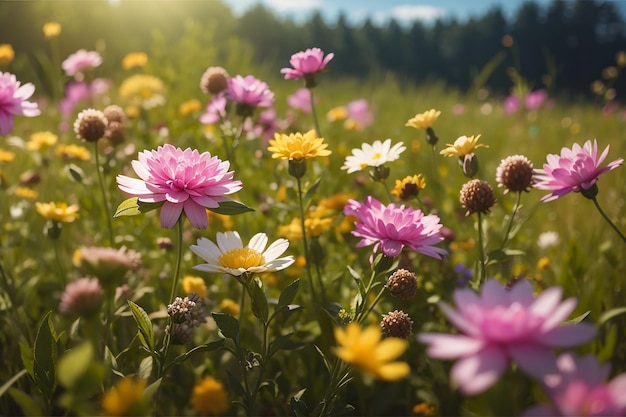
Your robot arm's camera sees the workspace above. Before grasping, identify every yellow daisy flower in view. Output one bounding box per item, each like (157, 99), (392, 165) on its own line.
(0, 148), (15, 163)
(405, 109), (441, 130)
(0, 44), (15, 65)
(219, 298), (240, 316)
(42, 22), (61, 39)
(190, 376), (229, 415)
(391, 174), (426, 200)
(334, 323), (410, 381)
(440, 134), (488, 158)
(56, 144), (91, 161)
(101, 378), (148, 416)
(326, 106), (348, 122)
(178, 99), (202, 116)
(15, 187), (38, 200)
(121, 52), (148, 70)
(182, 275), (207, 298)
(27, 131), (58, 151)
(268, 129), (331, 161)
(35, 202), (79, 223)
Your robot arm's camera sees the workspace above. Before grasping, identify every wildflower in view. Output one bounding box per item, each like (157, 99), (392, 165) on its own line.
(226, 74), (274, 117)
(178, 99), (202, 116)
(537, 231), (560, 250)
(73, 246), (141, 282)
(334, 322), (410, 381)
(537, 257), (550, 270)
(27, 131), (58, 151)
(0, 44), (15, 66)
(534, 139), (624, 202)
(413, 402), (436, 416)
(525, 89), (548, 110)
(73, 108), (108, 142)
(167, 293), (207, 327)
(524, 352), (626, 416)
(62, 49), (102, 77)
(182, 275), (207, 298)
(418, 279), (597, 395)
(287, 88), (313, 113)
(0, 72), (41, 135)
(496, 155), (534, 193)
(503, 95), (520, 114)
(15, 187), (38, 200)
(58, 277), (103, 316)
(119, 74), (165, 109)
(0, 148), (15, 163)
(280, 47), (334, 88)
(219, 298), (240, 316)
(344, 196), (447, 259)
(460, 179), (496, 215)
(454, 263), (473, 287)
(35, 202), (79, 222)
(392, 174), (426, 200)
(326, 106), (348, 122)
(121, 52), (148, 70)
(199, 94), (227, 125)
(341, 139), (406, 174)
(103, 105), (126, 124)
(101, 378), (148, 416)
(344, 99), (374, 131)
(440, 135), (488, 158)
(191, 231), (295, 277)
(116, 144), (242, 229)
(56, 144), (91, 161)
(381, 310), (413, 339)
(43, 22), (61, 39)
(190, 376), (229, 415)
(268, 129), (331, 161)
(200, 66), (229, 95)
(405, 109), (441, 130)
(386, 269), (418, 300)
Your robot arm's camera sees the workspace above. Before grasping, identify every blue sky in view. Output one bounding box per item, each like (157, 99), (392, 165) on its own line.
(221, 0), (626, 25)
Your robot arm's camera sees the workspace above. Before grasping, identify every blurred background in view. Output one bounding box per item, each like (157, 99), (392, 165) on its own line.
(1, 0), (625, 101)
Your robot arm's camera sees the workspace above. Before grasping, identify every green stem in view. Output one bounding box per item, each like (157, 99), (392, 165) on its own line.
(356, 285), (386, 324)
(500, 191), (522, 250)
(53, 240), (66, 283)
(592, 196), (626, 243)
(238, 282), (246, 324)
(296, 176), (317, 305)
(309, 88), (322, 138)
(94, 143), (114, 246)
(380, 179), (393, 203)
(477, 212), (487, 286)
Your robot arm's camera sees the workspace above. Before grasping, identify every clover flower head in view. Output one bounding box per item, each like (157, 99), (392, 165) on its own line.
(116, 144), (242, 229)
(534, 139), (623, 202)
(418, 279), (597, 395)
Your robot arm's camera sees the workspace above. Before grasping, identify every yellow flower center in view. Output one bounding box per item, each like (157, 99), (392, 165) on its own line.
(371, 152), (382, 160)
(218, 248), (266, 270)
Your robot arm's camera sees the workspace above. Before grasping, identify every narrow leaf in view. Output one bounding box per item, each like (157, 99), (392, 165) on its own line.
(304, 177), (322, 201)
(143, 378), (162, 402)
(0, 369), (27, 398)
(290, 396), (310, 417)
(278, 279), (300, 307)
(208, 200), (254, 215)
(8, 387), (45, 416)
(598, 306), (626, 326)
(127, 301), (155, 352)
(250, 279), (269, 323)
(563, 310), (590, 325)
(113, 197), (162, 218)
(33, 311), (57, 398)
(138, 356), (153, 380)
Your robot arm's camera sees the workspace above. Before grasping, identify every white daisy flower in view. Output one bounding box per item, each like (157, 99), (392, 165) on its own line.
(341, 138), (406, 173)
(190, 231), (295, 277)
(537, 231), (560, 250)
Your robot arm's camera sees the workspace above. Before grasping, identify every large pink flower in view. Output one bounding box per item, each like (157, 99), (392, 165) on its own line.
(534, 139), (623, 202)
(116, 144), (243, 229)
(418, 279), (597, 395)
(62, 49), (103, 77)
(0, 72), (41, 136)
(524, 353), (626, 416)
(226, 75), (274, 112)
(280, 47), (334, 81)
(344, 196), (447, 259)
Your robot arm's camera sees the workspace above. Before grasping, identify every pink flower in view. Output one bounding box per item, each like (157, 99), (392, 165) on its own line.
(524, 353), (626, 416)
(287, 88), (313, 113)
(345, 99), (374, 130)
(0, 72), (41, 135)
(59, 277), (103, 317)
(281, 47), (334, 87)
(199, 93), (227, 125)
(503, 95), (520, 114)
(226, 75), (274, 115)
(116, 144), (243, 229)
(62, 49), (102, 77)
(418, 279), (596, 395)
(344, 196), (447, 259)
(525, 89), (548, 110)
(534, 139), (624, 202)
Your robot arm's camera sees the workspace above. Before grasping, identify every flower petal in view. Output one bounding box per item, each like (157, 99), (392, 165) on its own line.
(450, 345), (508, 395)
(418, 333), (485, 359)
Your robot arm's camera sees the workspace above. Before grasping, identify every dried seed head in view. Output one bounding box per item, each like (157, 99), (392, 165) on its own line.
(74, 108), (107, 142)
(200, 66), (229, 95)
(381, 310), (413, 339)
(386, 269), (418, 300)
(496, 155), (534, 193)
(460, 179), (496, 215)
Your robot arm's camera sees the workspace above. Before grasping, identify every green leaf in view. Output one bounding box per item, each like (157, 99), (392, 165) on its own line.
(57, 342), (93, 389)
(212, 313), (240, 344)
(169, 340), (224, 367)
(19, 342), (34, 379)
(249, 279), (269, 323)
(268, 333), (304, 358)
(290, 393), (310, 417)
(598, 306), (626, 326)
(304, 177), (322, 201)
(278, 279), (300, 307)
(33, 311), (58, 399)
(143, 378), (162, 402)
(113, 197), (162, 218)
(127, 301), (155, 353)
(226, 370), (246, 397)
(138, 356), (153, 380)
(8, 387), (45, 416)
(0, 369), (27, 398)
(208, 200), (254, 215)
(563, 310), (590, 325)
(66, 164), (84, 183)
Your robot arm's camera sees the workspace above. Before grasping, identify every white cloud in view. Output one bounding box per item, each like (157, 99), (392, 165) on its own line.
(374, 4), (446, 24)
(265, 0), (322, 11)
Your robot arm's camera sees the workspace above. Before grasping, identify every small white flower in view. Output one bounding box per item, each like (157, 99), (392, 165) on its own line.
(537, 231), (560, 249)
(341, 138), (406, 173)
(190, 231), (295, 277)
